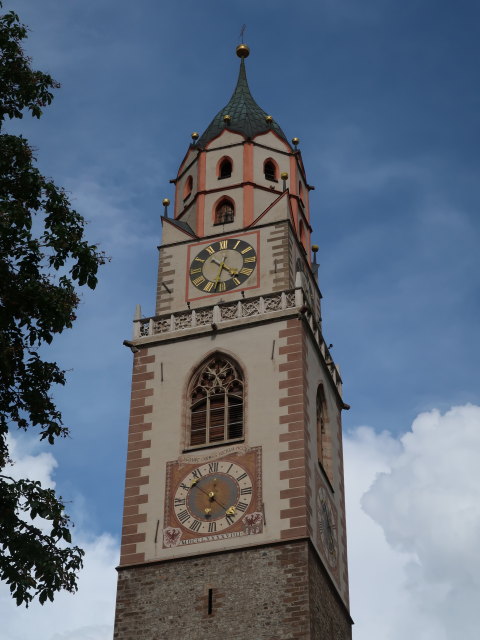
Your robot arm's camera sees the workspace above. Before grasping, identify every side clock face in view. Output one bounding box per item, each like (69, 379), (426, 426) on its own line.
(173, 461), (253, 535)
(189, 238), (257, 294)
(296, 257), (314, 308)
(317, 487), (338, 568)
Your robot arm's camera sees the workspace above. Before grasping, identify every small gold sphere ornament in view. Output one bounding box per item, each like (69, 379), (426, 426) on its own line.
(265, 115), (273, 124)
(312, 244), (319, 253)
(292, 137), (300, 146)
(162, 198), (170, 207)
(223, 114), (231, 124)
(191, 132), (199, 140)
(236, 44), (250, 58)
(280, 171), (289, 180)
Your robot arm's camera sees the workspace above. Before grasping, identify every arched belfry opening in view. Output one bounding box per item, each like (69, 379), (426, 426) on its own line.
(218, 157), (233, 179)
(264, 159), (277, 181)
(214, 198), (234, 225)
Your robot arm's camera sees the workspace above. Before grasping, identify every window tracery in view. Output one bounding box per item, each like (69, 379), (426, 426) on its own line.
(189, 356), (244, 447)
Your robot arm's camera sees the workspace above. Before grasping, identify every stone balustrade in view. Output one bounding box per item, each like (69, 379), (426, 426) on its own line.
(133, 288), (342, 393)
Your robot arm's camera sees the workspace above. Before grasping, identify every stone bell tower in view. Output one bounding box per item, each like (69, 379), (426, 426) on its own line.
(113, 44), (353, 640)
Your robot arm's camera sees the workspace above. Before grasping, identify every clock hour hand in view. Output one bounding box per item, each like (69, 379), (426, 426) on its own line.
(211, 256), (238, 277)
(190, 477), (229, 511)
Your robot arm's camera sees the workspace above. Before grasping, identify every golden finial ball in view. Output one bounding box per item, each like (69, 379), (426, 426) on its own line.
(162, 198), (170, 206)
(236, 44), (250, 58)
(223, 114), (231, 123)
(265, 115), (273, 123)
(280, 172), (289, 180)
(191, 132), (199, 140)
(292, 137), (300, 146)
(312, 244), (319, 253)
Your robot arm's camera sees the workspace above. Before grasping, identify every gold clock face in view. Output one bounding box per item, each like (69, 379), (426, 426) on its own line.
(318, 487), (338, 568)
(189, 237), (257, 294)
(173, 461), (254, 535)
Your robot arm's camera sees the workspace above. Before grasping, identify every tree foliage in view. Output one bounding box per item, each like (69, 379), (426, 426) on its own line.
(0, 4), (106, 605)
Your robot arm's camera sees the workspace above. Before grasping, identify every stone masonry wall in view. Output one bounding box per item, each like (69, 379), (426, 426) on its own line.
(114, 540), (352, 640)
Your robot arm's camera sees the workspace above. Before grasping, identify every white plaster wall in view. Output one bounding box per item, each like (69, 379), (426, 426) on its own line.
(204, 144), (244, 191)
(206, 130), (244, 150)
(162, 224), (291, 312)
(203, 186), (245, 237)
(304, 334), (348, 599)
(253, 139), (290, 191)
(255, 131), (292, 152)
(138, 320), (292, 562)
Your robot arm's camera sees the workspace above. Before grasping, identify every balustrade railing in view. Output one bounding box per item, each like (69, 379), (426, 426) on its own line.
(133, 287), (342, 392)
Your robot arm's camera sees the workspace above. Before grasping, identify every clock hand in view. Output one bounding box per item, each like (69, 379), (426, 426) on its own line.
(190, 478), (229, 511)
(212, 253), (229, 290)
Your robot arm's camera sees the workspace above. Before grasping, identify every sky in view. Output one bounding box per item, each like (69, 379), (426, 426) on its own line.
(1, 0), (480, 637)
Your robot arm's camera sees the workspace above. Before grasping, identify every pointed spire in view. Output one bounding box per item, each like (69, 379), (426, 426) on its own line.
(196, 46), (288, 148)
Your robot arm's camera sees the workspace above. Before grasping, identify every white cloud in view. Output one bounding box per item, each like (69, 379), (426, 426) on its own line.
(6, 406), (480, 640)
(345, 404), (480, 640)
(1, 436), (118, 640)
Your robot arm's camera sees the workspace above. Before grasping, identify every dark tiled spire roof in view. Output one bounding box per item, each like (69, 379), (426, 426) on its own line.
(196, 59), (288, 148)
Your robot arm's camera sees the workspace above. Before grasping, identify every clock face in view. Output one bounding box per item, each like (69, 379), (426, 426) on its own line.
(318, 487), (338, 568)
(189, 237), (257, 294)
(296, 257), (314, 308)
(173, 461), (254, 535)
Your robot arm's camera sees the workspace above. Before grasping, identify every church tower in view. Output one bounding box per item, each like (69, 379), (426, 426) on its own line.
(114, 45), (353, 640)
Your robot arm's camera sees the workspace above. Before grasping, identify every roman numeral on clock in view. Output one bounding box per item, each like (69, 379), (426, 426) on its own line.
(189, 520), (202, 532)
(208, 462), (219, 473)
(240, 487), (252, 495)
(236, 502), (248, 512)
(237, 472), (247, 481)
(219, 240), (228, 249)
(174, 498), (186, 506)
(177, 510), (190, 524)
(208, 522), (217, 533)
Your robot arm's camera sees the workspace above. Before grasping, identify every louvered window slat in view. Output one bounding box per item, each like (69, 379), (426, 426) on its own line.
(189, 357), (245, 447)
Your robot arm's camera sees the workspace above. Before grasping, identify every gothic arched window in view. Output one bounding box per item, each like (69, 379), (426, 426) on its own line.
(218, 157), (232, 179)
(316, 385), (333, 484)
(264, 159), (277, 181)
(214, 199), (234, 225)
(189, 356), (244, 447)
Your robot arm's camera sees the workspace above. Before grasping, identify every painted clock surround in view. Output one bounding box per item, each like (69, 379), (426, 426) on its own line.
(163, 445), (263, 548)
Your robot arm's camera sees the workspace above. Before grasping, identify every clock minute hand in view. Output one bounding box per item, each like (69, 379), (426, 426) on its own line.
(212, 255), (227, 289)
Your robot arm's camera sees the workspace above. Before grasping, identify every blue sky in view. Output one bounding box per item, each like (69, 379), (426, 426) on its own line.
(2, 1), (480, 638)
